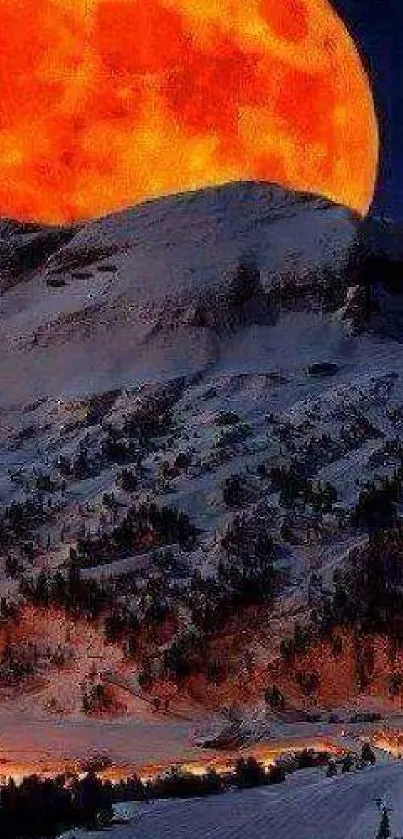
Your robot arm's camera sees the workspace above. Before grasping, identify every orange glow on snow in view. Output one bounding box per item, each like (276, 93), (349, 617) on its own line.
(0, 0), (378, 223)
(369, 729), (403, 758)
(0, 739), (343, 784)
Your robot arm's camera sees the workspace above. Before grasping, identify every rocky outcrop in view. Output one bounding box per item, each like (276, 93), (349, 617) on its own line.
(0, 219), (78, 291)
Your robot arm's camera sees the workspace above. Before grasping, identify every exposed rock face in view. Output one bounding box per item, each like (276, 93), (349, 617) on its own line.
(0, 219), (78, 291)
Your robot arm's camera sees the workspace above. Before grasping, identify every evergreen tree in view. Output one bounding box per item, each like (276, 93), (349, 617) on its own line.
(326, 758), (338, 777)
(361, 742), (376, 765)
(375, 808), (391, 839)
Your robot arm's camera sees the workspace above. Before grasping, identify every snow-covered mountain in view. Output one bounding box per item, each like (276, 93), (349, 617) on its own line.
(1, 181), (403, 774)
(0, 181), (360, 406)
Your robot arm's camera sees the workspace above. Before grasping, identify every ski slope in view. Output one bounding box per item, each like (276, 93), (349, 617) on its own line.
(62, 762), (403, 839)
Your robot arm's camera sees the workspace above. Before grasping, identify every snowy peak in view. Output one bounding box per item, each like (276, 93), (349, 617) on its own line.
(48, 180), (360, 298)
(0, 180), (362, 405)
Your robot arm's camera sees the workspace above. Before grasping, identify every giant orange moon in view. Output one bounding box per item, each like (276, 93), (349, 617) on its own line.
(0, 0), (378, 224)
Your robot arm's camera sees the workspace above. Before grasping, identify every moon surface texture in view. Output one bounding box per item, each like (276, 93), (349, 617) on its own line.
(0, 0), (378, 223)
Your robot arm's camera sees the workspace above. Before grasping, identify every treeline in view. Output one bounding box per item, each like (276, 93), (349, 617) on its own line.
(0, 763), (259, 839)
(0, 755), (292, 839)
(0, 772), (113, 839)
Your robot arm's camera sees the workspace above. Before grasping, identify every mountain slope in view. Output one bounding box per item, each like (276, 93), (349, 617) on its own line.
(1, 181), (403, 769)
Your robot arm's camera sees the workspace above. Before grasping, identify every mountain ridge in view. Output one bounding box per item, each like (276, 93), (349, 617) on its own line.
(0, 180), (360, 407)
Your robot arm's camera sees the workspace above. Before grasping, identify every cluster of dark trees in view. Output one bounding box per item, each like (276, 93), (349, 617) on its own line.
(121, 397), (174, 442)
(233, 757), (283, 788)
(0, 640), (67, 686)
(278, 523), (403, 699)
(0, 772), (113, 839)
(280, 622), (313, 663)
(82, 682), (113, 714)
(73, 503), (197, 569)
(20, 556), (176, 676)
(149, 757), (287, 798)
(19, 562), (178, 694)
(218, 514), (276, 605)
(269, 464), (338, 513)
(91, 385), (175, 438)
(57, 433), (139, 481)
(163, 628), (205, 682)
(0, 500), (48, 548)
(351, 436), (403, 534)
(159, 519), (278, 682)
(326, 743), (376, 778)
(0, 597), (19, 626)
(116, 468), (138, 493)
(103, 605), (140, 647)
(216, 411), (241, 427)
(353, 475), (403, 533)
(321, 528), (403, 642)
(215, 422), (251, 451)
(20, 561), (112, 621)
(185, 571), (235, 636)
(160, 510), (280, 683)
(222, 475), (250, 508)
(57, 409), (165, 482)
(54, 382), (179, 491)
(58, 450), (98, 481)
(0, 743), (362, 839)
(35, 473), (60, 494)
(265, 684), (285, 710)
(0, 758), (285, 839)
(101, 430), (140, 467)
(0, 645), (35, 685)
(152, 768), (224, 799)
(294, 669), (320, 697)
(261, 429), (340, 479)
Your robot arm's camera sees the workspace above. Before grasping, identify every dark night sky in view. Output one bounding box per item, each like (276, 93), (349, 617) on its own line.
(332, 0), (402, 218)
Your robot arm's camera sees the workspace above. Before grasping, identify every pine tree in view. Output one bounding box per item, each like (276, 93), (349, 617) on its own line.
(376, 809), (391, 839)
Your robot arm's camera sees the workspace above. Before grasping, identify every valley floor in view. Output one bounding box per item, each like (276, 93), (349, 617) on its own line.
(0, 705), (398, 782)
(0, 704), (203, 779)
